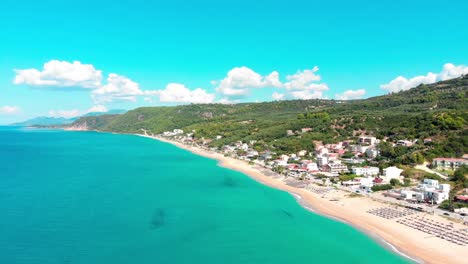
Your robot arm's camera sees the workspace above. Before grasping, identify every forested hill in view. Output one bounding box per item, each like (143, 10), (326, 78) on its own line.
(69, 75), (467, 160)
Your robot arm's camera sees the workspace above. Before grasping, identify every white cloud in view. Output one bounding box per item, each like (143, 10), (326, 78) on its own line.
(48, 109), (81, 118)
(87, 105), (107, 113)
(92, 73), (143, 103)
(143, 97), (153, 102)
(215, 67), (282, 97)
(154, 83), (215, 104)
(283, 67), (325, 90)
(381, 63), (468, 92)
(272, 92), (285, 100)
(0, 106), (21, 115)
(14, 60), (102, 88)
(91, 75), (214, 104)
(335, 89), (366, 100)
(214, 66), (328, 99)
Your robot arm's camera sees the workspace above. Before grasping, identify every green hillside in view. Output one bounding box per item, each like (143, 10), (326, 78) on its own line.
(70, 75), (468, 161)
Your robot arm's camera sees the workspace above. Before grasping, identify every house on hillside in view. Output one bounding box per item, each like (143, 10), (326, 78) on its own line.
(432, 158), (467, 170)
(358, 136), (377, 146)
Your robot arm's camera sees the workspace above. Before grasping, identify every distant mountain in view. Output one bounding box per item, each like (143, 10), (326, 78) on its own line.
(83, 109), (127, 117)
(11, 116), (78, 126)
(11, 109), (127, 126)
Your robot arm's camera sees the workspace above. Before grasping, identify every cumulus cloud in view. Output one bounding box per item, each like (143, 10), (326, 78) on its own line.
(381, 63), (468, 92)
(0, 106), (21, 114)
(214, 66), (328, 99)
(48, 109), (81, 118)
(154, 83), (215, 104)
(91, 75), (215, 104)
(272, 92), (285, 100)
(14, 60), (102, 88)
(92, 73), (143, 103)
(283, 67), (325, 90)
(335, 89), (366, 100)
(215, 67), (282, 97)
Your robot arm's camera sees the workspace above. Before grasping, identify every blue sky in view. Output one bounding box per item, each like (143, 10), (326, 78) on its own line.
(1, 0), (467, 124)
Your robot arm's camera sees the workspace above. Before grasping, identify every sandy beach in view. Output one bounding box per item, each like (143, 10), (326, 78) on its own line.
(141, 134), (468, 264)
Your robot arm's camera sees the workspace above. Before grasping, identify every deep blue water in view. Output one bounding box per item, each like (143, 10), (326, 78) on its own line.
(0, 127), (409, 264)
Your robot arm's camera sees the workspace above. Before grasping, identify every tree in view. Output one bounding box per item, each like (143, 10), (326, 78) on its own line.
(403, 178), (411, 186)
(390, 178), (401, 186)
(452, 165), (468, 188)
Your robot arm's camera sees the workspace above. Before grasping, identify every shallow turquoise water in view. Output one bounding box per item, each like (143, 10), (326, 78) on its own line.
(0, 127), (410, 264)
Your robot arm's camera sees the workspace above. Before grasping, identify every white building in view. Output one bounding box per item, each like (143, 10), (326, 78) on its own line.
(323, 162), (348, 175)
(301, 161), (318, 171)
(359, 177), (375, 192)
(317, 156), (328, 166)
(415, 179), (451, 204)
(382, 166), (403, 183)
(316, 147), (329, 156)
(273, 159), (288, 167)
(358, 136), (377, 146)
(365, 148), (380, 159)
(357, 145), (370, 153)
(397, 140), (413, 147)
(352, 166), (380, 176)
(246, 150), (259, 158)
(432, 158), (468, 170)
(173, 129), (184, 134)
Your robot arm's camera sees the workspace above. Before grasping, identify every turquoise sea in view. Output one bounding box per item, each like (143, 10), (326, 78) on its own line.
(0, 127), (410, 264)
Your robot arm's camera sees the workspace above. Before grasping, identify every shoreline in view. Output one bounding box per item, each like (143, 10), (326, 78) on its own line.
(142, 135), (421, 263)
(135, 134), (468, 264)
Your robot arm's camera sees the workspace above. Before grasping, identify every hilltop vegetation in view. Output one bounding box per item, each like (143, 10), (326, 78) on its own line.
(70, 76), (468, 162)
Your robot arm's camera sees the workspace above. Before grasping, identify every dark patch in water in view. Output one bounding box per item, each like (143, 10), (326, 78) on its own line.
(179, 224), (218, 244)
(150, 208), (166, 229)
(280, 209), (294, 219)
(223, 176), (237, 187)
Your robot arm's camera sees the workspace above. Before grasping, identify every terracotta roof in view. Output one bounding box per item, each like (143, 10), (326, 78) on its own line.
(455, 195), (468, 201)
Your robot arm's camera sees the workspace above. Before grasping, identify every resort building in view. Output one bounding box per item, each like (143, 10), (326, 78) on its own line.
(415, 179), (451, 204)
(388, 179), (451, 204)
(323, 162), (348, 175)
(352, 166), (380, 176)
(432, 158), (468, 170)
